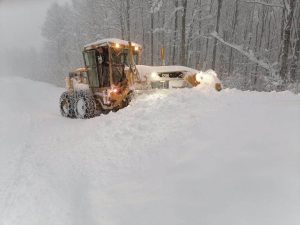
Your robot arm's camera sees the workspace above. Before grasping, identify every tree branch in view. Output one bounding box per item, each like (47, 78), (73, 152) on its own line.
(210, 31), (275, 74)
(242, 0), (284, 8)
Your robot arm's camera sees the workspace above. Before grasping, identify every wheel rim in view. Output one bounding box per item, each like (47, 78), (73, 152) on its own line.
(76, 98), (86, 117)
(61, 100), (69, 115)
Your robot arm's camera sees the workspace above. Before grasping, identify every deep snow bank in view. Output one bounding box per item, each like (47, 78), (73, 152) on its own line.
(0, 77), (300, 225)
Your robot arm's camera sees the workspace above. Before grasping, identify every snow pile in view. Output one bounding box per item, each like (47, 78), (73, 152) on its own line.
(195, 69), (221, 87)
(196, 69), (218, 83)
(0, 76), (300, 225)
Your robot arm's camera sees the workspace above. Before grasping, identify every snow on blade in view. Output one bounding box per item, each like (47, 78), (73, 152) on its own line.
(195, 69), (222, 87)
(84, 38), (142, 49)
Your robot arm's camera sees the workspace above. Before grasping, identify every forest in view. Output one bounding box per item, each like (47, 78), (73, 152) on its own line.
(5, 0), (300, 92)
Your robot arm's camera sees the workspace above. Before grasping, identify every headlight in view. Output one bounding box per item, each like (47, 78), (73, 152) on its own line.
(151, 72), (160, 81)
(110, 87), (119, 94)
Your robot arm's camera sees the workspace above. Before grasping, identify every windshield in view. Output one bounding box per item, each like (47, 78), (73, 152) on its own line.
(111, 48), (139, 66)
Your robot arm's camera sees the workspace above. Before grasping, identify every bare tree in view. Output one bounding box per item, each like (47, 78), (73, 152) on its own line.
(151, 11), (154, 65)
(172, 0), (179, 65)
(212, 0), (223, 70)
(279, 0), (296, 82)
(290, 3), (300, 81)
(126, 0), (131, 41)
(180, 0), (188, 65)
(228, 0), (239, 74)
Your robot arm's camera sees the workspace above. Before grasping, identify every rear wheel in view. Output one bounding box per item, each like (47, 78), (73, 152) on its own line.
(75, 91), (96, 119)
(59, 91), (75, 118)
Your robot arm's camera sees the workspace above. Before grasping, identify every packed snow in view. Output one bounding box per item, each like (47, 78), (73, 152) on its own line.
(0, 76), (300, 225)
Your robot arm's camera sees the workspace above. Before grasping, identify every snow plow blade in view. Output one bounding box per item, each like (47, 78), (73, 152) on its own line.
(184, 70), (222, 91)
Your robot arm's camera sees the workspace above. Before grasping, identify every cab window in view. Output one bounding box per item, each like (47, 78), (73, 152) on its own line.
(83, 50), (100, 88)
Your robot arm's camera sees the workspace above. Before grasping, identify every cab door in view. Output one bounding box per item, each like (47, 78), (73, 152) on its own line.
(83, 50), (100, 88)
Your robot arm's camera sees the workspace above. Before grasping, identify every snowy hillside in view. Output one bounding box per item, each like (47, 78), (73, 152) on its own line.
(0, 76), (300, 225)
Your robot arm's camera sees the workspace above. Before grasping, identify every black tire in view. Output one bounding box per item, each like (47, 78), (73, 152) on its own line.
(112, 108), (120, 113)
(123, 91), (134, 107)
(102, 109), (111, 115)
(74, 91), (96, 119)
(96, 100), (110, 115)
(59, 91), (76, 118)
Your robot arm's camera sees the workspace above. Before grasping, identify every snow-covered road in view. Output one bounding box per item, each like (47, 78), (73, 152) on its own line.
(0, 77), (300, 225)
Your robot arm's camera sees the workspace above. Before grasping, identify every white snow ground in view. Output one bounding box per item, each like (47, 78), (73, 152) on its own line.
(0, 76), (300, 225)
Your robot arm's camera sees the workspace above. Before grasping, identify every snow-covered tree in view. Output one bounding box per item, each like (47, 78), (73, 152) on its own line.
(10, 0), (298, 92)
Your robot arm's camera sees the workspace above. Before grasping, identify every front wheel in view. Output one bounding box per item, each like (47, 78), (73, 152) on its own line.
(59, 91), (75, 118)
(74, 91), (96, 119)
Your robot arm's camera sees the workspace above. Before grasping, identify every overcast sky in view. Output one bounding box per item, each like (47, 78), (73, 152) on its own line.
(0, 0), (70, 51)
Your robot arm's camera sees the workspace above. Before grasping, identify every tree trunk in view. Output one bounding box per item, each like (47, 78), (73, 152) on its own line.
(278, 5), (285, 62)
(266, 12), (272, 50)
(180, 0), (188, 66)
(204, 0), (213, 69)
(151, 12), (154, 66)
(141, 4), (145, 55)
(290, 11), (300, 81)
(228, 0), (239, 74)
(195, 0), (202, 69)
(120, 1), (125, 40)
(254, 6), (267, 79)
(172, 0), (179, 65)
(244, 5), (255, 78)
(186, 0), (199, 66)
(126, 0), (131, 41)
(212, 0), (223, 70)
(162, 4), (166, 65)
(279, 0), (295, 82)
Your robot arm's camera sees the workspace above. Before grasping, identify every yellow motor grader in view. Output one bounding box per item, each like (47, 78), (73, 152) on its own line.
(60, 38), (222, 119)
(59, 39), (142, 118)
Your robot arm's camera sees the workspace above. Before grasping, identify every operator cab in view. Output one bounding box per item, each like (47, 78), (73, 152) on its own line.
(83, 38), (142, 89)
